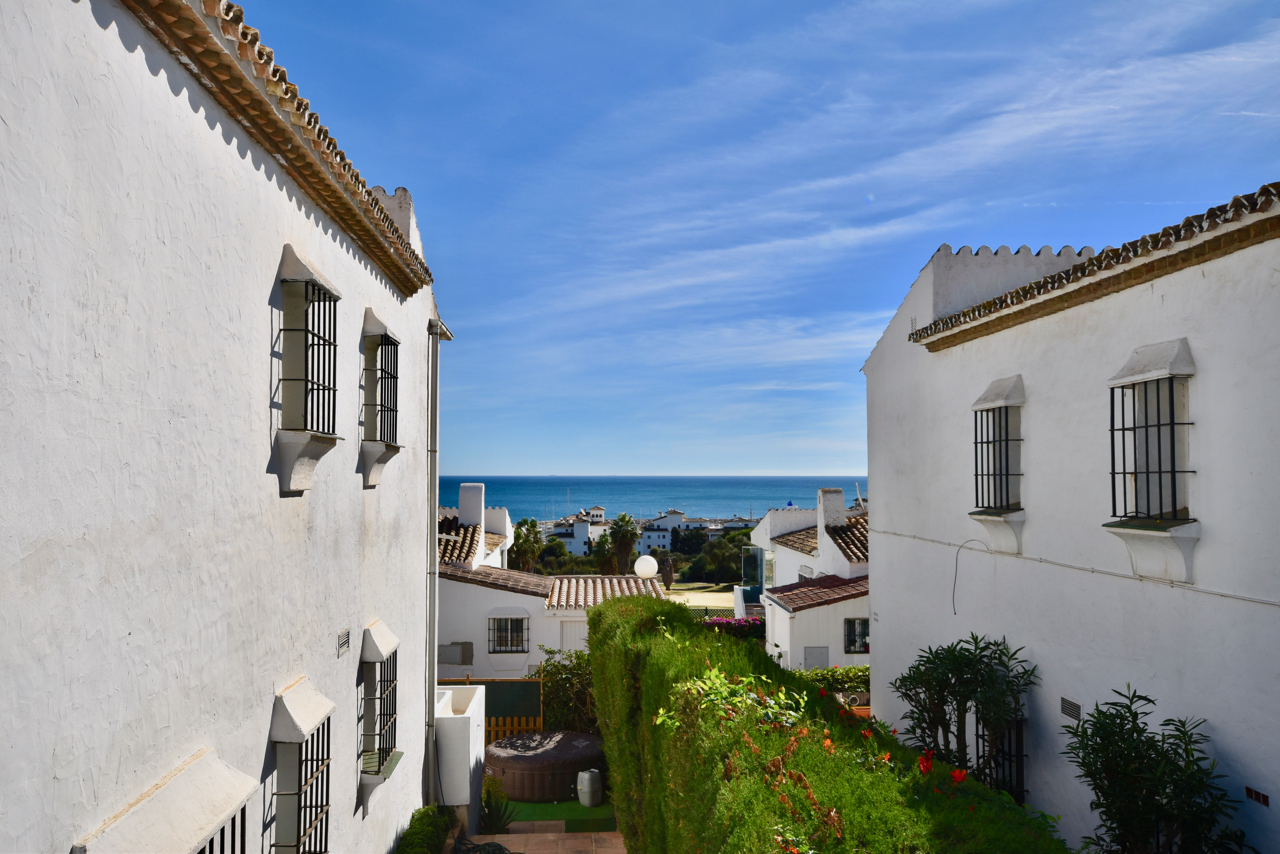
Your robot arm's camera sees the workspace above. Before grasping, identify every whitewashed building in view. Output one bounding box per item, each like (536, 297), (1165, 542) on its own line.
(439, 483), (514, 570)
(864, 184), (1280, 846)
(744, 489), (871, 671)
(437, 569), (665, 678)
(0, 2), (465, 852)
(550, 506), (609, 555)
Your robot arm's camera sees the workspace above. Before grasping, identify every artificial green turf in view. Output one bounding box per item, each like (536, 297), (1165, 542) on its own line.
(508, 798), (615, 823)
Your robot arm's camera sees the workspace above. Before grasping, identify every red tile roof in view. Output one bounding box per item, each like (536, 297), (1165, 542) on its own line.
(766, 575), (869, 613)
(439, 515), (481, 563)
(771, 526), (818, 556)
(439, 563), (553, 598)
(827, 515), (869, 563)
(546, 576), (665, 610)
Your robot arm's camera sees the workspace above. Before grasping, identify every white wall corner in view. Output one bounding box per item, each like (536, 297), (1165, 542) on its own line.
(969, 509), (1025, 554)
(360, 440), (401, 489)
(1104, 520), (1200, 583)
(276, 430), (340, 493)
(270, 676), (337, 743)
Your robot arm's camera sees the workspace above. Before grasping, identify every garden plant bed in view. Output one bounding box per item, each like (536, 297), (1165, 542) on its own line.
(589, 597), (1067, 854)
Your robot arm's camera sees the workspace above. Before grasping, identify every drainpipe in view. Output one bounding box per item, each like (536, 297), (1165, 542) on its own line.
(424, 318), (450, 804)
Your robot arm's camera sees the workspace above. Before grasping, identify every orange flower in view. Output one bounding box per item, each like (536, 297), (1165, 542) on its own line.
(861, 729), (872, 739)
(882, 752), (892, 762)
(951, 769), (967, 785)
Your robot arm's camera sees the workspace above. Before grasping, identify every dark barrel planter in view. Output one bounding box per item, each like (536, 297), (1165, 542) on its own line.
(484, 731), (605, 803)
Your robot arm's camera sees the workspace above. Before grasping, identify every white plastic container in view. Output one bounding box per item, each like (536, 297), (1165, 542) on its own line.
(577, 768), (602, 808)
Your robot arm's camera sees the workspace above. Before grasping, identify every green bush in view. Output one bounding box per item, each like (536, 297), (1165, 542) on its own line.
(797, 665), (870, 695)
(589, 596), (1067, 854)
(396, 804), (456, 854)
(528, 645), (598, 734)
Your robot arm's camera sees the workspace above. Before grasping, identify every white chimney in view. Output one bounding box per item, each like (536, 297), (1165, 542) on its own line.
(370, 186), (424, 259)
(818, 488), (846, 529)
(459, 483), (485, 566)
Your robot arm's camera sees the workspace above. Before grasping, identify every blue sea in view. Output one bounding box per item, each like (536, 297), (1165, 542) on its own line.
(439, 475), (869, 523)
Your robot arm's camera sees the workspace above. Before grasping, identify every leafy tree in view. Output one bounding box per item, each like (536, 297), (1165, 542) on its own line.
(527, 645), (597, 734)
(700, 536), (741, 584)
(592, 530), (615, 574)
(609, 513), (640, 574)
(671, 526), (708, 555)
(509, 517), (544, 572)
(1063, 688), (1256, 854)
(540, 537), (570, 561)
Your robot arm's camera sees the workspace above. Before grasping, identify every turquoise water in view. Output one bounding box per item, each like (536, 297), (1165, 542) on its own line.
(439, 475), (869, 522)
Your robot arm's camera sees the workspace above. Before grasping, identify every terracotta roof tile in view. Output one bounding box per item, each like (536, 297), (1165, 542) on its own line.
(827, 515), (869, 563)
(439, 563), (553, 598)
(438, 515), (480, 563)
(909, 182), (1280, 347)
(546, 576), (666, 610)
(771, 526), (818, 556)
(484, 531), (507, 552)
(118, 0), (433, 297)
(766, 575), (869, 613)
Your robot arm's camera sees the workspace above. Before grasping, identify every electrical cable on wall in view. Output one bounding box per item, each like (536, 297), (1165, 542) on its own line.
(953, 538), (991, 616)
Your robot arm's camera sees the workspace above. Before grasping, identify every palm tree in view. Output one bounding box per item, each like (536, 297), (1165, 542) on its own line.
(591, 530), (615, 574)
(510, 518), (543, 572)
(609, 513), (640, 575)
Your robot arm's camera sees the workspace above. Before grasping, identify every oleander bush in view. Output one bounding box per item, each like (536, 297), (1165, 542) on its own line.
(395, 804), (456, 854)
(589, 596), (1067, 854)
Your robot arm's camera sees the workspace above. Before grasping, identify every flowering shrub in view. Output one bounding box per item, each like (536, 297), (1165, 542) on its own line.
(702, 616), (766, 639)
(655, 667), (805, 729)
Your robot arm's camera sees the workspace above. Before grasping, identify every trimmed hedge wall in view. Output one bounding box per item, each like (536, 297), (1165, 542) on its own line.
(395, 805), (456, 854)
(589, 597), (1067, 854)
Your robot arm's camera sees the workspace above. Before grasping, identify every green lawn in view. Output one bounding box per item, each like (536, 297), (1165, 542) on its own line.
(509, 798), (617, 832)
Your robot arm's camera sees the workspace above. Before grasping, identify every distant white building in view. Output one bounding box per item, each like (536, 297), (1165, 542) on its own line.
(437, 568), (665, 678)
(550, 505), (609, 555)
(638, 509), (756, 554)
(745, 489), (871, 671)
(864, 183), (1280, 845)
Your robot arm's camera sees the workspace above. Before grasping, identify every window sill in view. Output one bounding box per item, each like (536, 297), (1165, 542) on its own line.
(359, 750), (403, 815)
(1103, 519), (1199, 583)
(276, 430), (342, 493)
(360, 439), (402, 489)
(968, 508), (1025, 554)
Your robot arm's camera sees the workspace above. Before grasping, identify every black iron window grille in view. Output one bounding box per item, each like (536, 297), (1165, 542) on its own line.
(489, 617), (529, 654)
(844, 618), (869, 654)
(363, 334), (399, 445)
(197, 805), (246, 854)
(975, 718), (1027, 805)
(274, 718), (331, 854)
(1110, 377), (1192, 522)
(362, 651), (398, 774)
(973, 406), (1021, 512)
(282, 280), (338, 435)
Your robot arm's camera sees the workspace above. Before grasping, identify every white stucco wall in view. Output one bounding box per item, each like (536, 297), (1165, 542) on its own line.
(437, 580), (561, 679)
(0, 3), (436, 851)
(764, 598), (871, 671)
(865, 240), (1280, 845)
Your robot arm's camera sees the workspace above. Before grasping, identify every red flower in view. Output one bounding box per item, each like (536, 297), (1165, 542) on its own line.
(918, 749), (934, 776)
(861, 729), (872, 739)
(951, 769), (967, 785)
(819, 688), (827, 697)
(891, 728), (898, 736)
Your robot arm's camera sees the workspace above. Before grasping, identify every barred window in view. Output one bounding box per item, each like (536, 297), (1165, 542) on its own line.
(1110, 377), (1192, 522)
(275, 717), (331, 854)
(196, 805), (246, 854)
(282, 280), (339, 435)
(363, 334), (399, 445)
(844, 618), (869, 654)
(362, 651), (398, 775)
(974, 405), (1021, 512)
(489, 617), (529, 653)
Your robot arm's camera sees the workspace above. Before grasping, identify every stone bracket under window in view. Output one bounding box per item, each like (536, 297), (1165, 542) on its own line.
(1104, 519), (1199, 583)
(276, 430), (342, 494)
(969, 508), (1025, 554)
(360, 440), (401, 488)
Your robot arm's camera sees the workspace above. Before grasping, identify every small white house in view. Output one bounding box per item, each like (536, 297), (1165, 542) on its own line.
(763, 575), (870, 671)
(750, 488), (869, 588)
(438, 568), (665, 679)
(551, 506), (610, 555)
(439, 483), (513, 570)
(864, 183), (1280, 846)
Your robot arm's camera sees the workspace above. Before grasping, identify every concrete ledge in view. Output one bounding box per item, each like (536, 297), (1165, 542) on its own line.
(1104, 519), (1200, 583)
(969, 509), (1025, 554)
(360, 440), (401, 489)
(276, 430), (340, 493)
(270, 676), (336, 743)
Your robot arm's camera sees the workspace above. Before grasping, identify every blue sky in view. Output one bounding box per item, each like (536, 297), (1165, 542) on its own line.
(245, 0), (1279, 476)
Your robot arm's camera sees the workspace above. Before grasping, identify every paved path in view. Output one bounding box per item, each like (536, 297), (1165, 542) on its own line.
(459, 830), (625, 851)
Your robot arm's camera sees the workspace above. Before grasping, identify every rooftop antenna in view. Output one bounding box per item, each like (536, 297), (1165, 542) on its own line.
(855, 483), (866, 514)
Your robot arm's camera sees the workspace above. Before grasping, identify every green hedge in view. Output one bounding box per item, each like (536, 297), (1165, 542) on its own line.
(797, 665), (870, 695)
(395, 804), (456, 854)
(589, 597), (1067, 854)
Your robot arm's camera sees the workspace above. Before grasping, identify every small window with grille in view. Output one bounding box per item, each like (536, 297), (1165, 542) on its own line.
(196, 804), (246, 854)
(1110, 376), (1192, 522)
(362, 651), (398, 775)
(489, 617), (529, 653)
(274, 717), (331, 854)
(844, 618), (869, 654)
(363, 334), (399, 445)
(281, 279), (339, 435)
(974, 405), (1022, 512)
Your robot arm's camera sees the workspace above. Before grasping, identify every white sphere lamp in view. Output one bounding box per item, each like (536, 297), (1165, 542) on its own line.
(634, 554), (658, 579)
